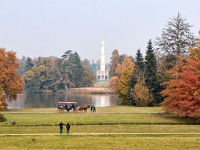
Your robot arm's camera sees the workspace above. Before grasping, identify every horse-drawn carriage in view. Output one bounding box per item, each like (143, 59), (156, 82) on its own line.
(57, 102), (77, 113)
(57, 101), (96, 113)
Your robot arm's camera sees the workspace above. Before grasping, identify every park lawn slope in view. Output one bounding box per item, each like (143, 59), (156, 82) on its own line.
(0, 106), (199, 150)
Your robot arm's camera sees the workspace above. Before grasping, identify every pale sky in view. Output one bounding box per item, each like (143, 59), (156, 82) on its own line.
(0, 0), (199, 63)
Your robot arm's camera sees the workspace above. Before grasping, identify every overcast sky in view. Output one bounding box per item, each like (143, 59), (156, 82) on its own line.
(0, 0), (199, 63)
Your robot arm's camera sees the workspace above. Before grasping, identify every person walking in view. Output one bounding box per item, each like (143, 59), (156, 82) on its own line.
(66, 123), (70, 134)
(59, 122), (64, 134)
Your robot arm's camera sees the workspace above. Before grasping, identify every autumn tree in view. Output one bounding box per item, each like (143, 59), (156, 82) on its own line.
(0, 48), (24, 111)
(189, 41), (200, 59)
(109, 76), (119, 93)
(155, 13), (197, 70)
(116, 57), (135, 105)
(116, 56), (134, 77)
(131, 78), (153, 107)
(109, 49), (120, 77)
(24, 65), (49, 92)
(82, 62), (96, 87)
(161, 41), (200, 117)
(30, 56), (64, 92)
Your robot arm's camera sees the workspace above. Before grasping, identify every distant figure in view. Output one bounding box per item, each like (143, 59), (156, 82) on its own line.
(66, 123), (70, 134)
(59, 122), (64, 133)
(12, 120), (16, 125)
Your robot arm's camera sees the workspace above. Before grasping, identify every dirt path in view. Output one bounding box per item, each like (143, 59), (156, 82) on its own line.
(1, 133), (200, 136)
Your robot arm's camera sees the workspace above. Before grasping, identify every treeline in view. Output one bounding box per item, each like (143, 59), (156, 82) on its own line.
(18, 50), (96, 93)
(109, 41), (163, 107)
(109, 13), (200, 117)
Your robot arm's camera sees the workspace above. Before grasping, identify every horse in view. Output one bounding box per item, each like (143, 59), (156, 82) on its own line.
(90, 106), (96, 113)
(72, 107), (78, 113)
(78, 105), (90, 112)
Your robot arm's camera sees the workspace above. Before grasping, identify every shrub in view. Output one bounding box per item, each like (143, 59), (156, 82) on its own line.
(0, 113), (7, 122)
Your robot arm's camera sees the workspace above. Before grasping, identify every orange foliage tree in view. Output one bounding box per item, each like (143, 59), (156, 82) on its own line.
(0, 48), (24, 111)
(109, 76), (119, 93)
(161, 42), (200, 117)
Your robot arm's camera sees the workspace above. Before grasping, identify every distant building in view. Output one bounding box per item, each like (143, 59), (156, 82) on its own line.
(96, 41), (109, 80)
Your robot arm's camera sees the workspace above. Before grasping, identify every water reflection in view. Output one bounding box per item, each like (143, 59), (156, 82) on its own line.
(8, 93), (119, 109)
(92, 95), (110, 107)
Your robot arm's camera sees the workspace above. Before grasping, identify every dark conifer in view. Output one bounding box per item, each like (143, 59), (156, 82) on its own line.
(25, 57), (34, 71)
(145, 39), (162, 105)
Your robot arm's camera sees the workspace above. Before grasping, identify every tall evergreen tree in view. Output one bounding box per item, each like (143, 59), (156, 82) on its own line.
(156, 13), (198, 70)
(135, 49), (145, 71)
(68, 52), (84, 87)
(25, 57), (34, 71)
(129, 49), (144, 92)
(145, 40), (157, 86)
(145, 39), (162, 105)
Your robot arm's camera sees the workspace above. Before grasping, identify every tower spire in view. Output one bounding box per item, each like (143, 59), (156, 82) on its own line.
(100, 40), (105, 72)
(96, 40), (109, 81)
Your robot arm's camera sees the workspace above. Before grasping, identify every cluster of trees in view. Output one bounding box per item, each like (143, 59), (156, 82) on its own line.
(109, 13), (199, 117)
(19, 50), (96, 93)
(109, 40), (161, 106)
(0, 49), (95, 112)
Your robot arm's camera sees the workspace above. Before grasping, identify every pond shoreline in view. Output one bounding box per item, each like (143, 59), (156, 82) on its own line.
(67, 87), (115, 94)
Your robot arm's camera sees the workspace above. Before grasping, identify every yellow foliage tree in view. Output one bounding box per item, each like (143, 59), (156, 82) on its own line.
(131, 78), (153, 107)
(0, 48), (24, 111)
(116, 57), (133, 77)
(116, 57), (135, 105)
(109, 76), (119, 93)
(189, 40), (200, 60)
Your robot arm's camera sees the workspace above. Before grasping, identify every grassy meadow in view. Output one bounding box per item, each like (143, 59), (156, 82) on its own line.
(0, 106), (200, 150)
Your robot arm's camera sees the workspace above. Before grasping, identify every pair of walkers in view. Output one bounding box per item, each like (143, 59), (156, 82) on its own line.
(59, 122), (70, 134)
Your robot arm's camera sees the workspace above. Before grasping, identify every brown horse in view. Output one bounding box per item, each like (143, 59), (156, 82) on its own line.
(77, 105), (90, 112)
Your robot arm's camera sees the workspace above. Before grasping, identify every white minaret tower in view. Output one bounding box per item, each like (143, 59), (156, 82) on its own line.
(96, 40), (109, 81)
(100, 40), (105, 72)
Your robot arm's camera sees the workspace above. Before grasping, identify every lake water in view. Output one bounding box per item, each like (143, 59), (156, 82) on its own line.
(8, 93), (120, 109)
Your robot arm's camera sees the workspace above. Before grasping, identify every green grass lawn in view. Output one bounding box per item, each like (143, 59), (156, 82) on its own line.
(1, 124), (200, 134)
(0, 106), (199, 150)
(0, 135), (199, 150)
